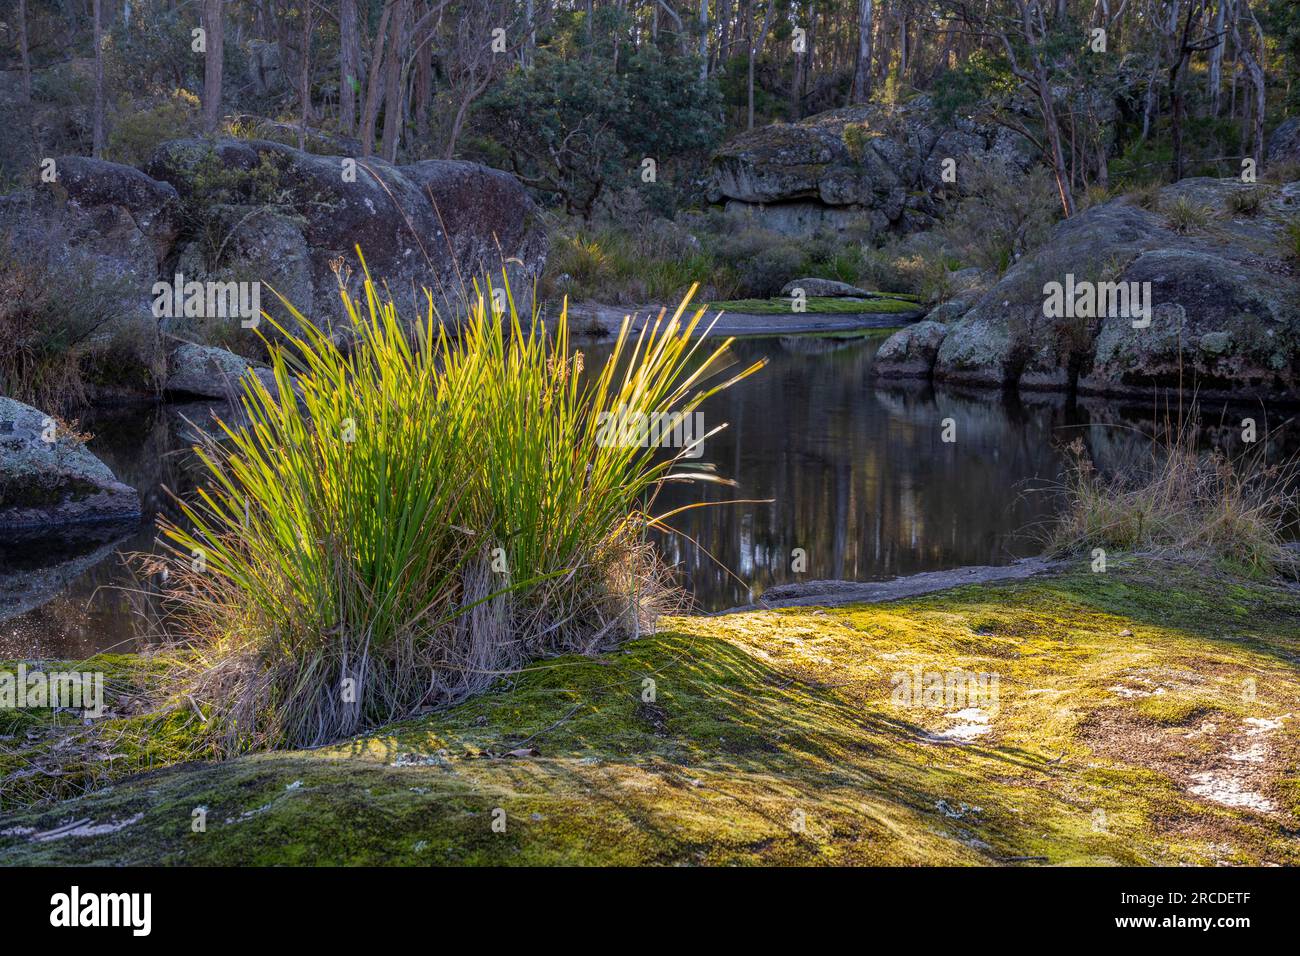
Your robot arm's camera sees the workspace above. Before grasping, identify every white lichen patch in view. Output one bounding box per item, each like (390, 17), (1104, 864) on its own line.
(1227, 743), (1268, 763)
(925, 707), (992, 743)
(31, 813), (143, 842)
(1188, 772), (1276, 813)
(1243, 715), (1289, 735)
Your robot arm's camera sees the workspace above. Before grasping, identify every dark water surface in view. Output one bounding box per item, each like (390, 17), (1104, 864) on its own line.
(3, 333), (1295, 657)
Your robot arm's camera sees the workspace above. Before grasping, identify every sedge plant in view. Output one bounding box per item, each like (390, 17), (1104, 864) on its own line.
(157, 254), (764, 753)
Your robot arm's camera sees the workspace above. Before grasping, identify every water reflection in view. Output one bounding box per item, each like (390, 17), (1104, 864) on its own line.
(649, 337), (1073, 610)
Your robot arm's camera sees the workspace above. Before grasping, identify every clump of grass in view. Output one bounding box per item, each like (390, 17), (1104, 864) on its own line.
(1262, 159), (1300, 185)
(543, 224), (721, 304)
(1165, 196), (1213, 234)
(1225, 186), (1269, 217)
(1129, 182), (1164, 211)
(1047, 419), (1300, 579)
(156, 256), (764, 753)
(1284, 218), (1300, 260)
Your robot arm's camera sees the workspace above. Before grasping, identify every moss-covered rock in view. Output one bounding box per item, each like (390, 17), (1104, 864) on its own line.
(921, 178), (1300, 399)
(2, 561), (1298, 865)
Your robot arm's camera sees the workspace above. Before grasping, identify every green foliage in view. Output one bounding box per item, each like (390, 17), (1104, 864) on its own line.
(158, 259), (763, 751)
(1285, 218), (1300, 259)
(180, 150), (293, 269)
(545, 212), (899, 304)
(931, 52), (1016, 123)
(104, 3), (201, 98)
(940, 161), (1061, 275)
(1129, 181), (1164, 211)
(106, 90), (202, 167)
(478, 47), (721, 218)
(841, 122), (878, 162)
(1225, 186), (1270, 217)
(1262, 0), (1300, 112)
(545, 220), (720, 303)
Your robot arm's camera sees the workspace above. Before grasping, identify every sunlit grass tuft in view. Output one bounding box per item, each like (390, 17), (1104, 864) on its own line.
(157, 255), (764, 753)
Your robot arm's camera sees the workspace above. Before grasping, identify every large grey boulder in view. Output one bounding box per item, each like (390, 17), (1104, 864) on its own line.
(0, 157), (183, 350)
(4, 141), (547, 389)
(50, 155), (182, 269)
(872, 321), (948, 378)
(145, 139), (549, 331)
(165, 343), (278, 400)
(0, 397), (140, 529)
(706, 98), (1033, 239)
(911, 178), (1300, 400)
(779, 277), (873, 298)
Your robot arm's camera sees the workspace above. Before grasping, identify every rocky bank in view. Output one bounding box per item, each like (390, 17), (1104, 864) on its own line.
(874, 178), (1300, 401)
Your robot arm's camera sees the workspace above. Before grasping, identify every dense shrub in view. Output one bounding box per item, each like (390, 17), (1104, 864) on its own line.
(106, 90), (202, 168)
(0, 230), (162, 412)
(940, 161), (1060, 274)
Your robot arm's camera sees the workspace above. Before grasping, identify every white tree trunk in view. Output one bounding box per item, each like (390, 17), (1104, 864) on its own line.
(699, 0), (709, 81)
(852, 0), (873, 103)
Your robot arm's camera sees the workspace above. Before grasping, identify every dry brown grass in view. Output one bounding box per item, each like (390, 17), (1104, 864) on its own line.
(1048, 413), (1300, 579)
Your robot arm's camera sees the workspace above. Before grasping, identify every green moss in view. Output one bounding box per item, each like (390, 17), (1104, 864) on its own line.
(708, 295), (922, 315)
(3, 561), (1299, 865)
(1132, 695), (1218, 726)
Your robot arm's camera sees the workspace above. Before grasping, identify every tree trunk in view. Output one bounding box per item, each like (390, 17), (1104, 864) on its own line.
(1237, 0), (1266, 165)
(1169, 0), (1199, 180)
(1206, 0), (1226, 116)
(93, 0), (105, 157)
(699, 0), (709, 81)
(298, 0), (312, 150)
(360, 1), (395, 157)
(747, 0), (774, 129)
(851, 0), (873, 103)
(202, 0), (224, 134)
(380, 0), (409, 161)
(340, 0), (360, 135)
(18, 0), (32, 102)
(414, 10), (432, 143)
(525, 0), (536, 66)
(718, 0), (731, 64)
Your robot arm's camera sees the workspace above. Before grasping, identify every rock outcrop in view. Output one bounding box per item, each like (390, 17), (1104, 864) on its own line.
(0, 397), (141, 529)
(874, 178), (1300, 400)
(145, 139), (548, 330)
(3, 140), (547, 374)
(871, 320), (949, 378)
(706, 98), (1033, 239)
(164, 343), (279, 400)
(1267, 117), (1300, 168)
